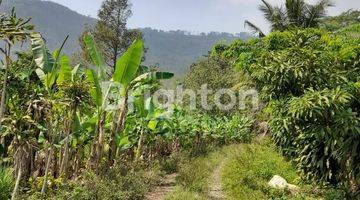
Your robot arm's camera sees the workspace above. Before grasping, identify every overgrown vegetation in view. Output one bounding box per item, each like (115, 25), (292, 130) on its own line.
(210, 23), (360, 198)
(222, 140), (311, 200)
(0, 2), (254, 198)
(1, 0), (359, 199)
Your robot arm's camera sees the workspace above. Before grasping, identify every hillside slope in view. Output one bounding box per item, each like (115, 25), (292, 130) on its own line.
(1, 0), (250, 74)
(1, 0), (96, 55)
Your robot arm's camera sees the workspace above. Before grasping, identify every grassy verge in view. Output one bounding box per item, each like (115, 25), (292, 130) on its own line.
(222, 139), (343, 200)
(23, 166), (162, 200)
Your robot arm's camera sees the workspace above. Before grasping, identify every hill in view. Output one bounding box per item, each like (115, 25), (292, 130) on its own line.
(0, 0), (250, 74)
(0, 0), (96, 56)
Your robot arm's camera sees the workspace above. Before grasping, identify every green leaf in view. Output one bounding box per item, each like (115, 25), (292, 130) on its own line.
(115, 134), (131, 150)
(113, 40), (143, 86)
(83, 34), (106, 79)
(132, 71), (174, 85)
(148, 120), (158, 131)
(71, 64), (81, 81)
(145, 97), (155, 118)
(155, 72), (174, 80)
(35, 68), (46, 84)
(57, 55), (72, 85)
(31, 32), (54, 73)
(85, 69), (103, 107)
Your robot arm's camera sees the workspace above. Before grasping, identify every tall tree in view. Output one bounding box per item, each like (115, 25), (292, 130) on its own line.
(93, 0), (143, 72)
(245, 0), (333, 37)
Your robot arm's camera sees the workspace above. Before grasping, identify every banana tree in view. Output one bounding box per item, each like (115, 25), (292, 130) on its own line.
(56, 55), (89, 179)
(107, 39), (144, 165)
(130, 71), (174, 162)
(82, 34), (112, 171)
(30, 32), (68, 194)
(83, 33), (174, 165)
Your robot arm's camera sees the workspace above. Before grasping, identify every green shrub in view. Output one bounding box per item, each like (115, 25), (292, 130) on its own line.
(225, 26), (360, 192)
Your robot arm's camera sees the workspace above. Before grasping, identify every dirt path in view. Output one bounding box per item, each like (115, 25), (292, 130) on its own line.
(208, 160), (226, 200)
(145, 173), (177, 200)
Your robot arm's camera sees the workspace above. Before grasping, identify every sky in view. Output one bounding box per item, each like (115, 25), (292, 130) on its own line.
(49, 0), (360, 34)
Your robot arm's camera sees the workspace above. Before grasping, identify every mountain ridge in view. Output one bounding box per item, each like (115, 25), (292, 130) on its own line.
(0, 0), (251, 74)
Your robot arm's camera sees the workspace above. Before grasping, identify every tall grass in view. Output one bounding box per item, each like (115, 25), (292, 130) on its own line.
(0, 167), (13, 200)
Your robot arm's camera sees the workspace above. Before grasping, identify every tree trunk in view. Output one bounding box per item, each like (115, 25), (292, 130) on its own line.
(60, 110), (76, 180)
(60, 136), (69, 178)
(11, 167), (22, 200)
(96, 112), (106, 171)
(60, 104), (76, 179)
(88, 111), (106, 172)
(74, 148), (82, 178)
(109, 91), (129, 166)
(0, 137), (4, 157)
(0, 55), (9, 121)
(41, 145), (53, 194)
(0, 63), (9, 157)
(135, 128), (144, 163)
(52, 148), (58, 178)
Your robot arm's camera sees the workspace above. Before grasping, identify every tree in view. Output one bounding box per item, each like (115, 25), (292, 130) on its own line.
(0, 1), (33, 162)
(92, 0), (143, 72)
(245, 0), (333, 36)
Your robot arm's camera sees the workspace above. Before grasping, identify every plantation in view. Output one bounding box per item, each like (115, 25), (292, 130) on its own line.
(1, 0), (360, 199)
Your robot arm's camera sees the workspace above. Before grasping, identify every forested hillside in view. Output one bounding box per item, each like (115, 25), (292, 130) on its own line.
(0, 0), (250, 74)
(0, 0), (96, 54)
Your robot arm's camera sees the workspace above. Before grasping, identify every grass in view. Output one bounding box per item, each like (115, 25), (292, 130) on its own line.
(164, 147), (226, 199)
(222, 139), (329, 200)
(164, 186), (206, 200)
(166, 138), (337, 200)
(0, 167), (13, 200)
(23, 165), (162, 200)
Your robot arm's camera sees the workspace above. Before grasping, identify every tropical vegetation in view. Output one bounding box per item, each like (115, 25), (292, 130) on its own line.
(0, 0), (359, 199)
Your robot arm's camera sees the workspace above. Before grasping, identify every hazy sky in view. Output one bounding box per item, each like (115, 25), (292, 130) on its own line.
(49, 0), (360, 34)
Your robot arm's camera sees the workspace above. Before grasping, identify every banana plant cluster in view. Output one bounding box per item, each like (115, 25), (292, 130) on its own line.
(1, 28), (176, 197)
(129, 107), (255, 157)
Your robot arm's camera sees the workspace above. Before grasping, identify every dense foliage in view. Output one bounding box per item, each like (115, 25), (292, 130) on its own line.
(1, 0), (360, 199)
(0, 4), (254, 199)
(212, 24), (360, 195)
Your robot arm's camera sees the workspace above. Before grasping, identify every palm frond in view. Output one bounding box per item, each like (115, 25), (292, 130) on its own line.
(285, 0), (306, 26)
(259, 0), (274, 22)
(305, 0), (334, 27)
(244, 20), (266, 38)
(271, 7), (288, 31)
